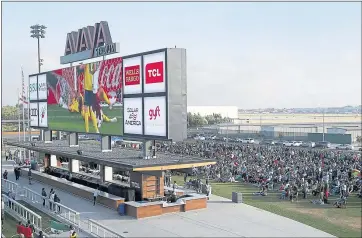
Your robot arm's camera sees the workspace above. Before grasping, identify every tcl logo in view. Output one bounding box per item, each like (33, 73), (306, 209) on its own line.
(145, 61), (163, 84)
(149, 106), (160, 120)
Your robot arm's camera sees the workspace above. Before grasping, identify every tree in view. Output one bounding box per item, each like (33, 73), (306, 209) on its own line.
(187, 113), (207, 127)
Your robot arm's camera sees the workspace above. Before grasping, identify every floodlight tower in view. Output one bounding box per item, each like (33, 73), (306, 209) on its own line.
(30, 24), (46, 73)
(30, 24), (46, 141)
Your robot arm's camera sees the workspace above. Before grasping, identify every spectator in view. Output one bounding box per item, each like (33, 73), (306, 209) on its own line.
(28, 168), (32, 185)
(41, 188), (47, 207)
(37, 230), (45, 238)
(69, 225), (75, 237)
(93, 188), (99, 206)
(3, 170), (8, 180)
(54, 194), (61, 213)
(26, 219), (35, 233)
(70, 231), (77, 238)
(50, 191), (55, 211)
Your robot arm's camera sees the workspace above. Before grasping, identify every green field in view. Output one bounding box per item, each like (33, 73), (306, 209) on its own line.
(48, 104), (123, 135)
(2, 211), (19, 238)
(172, 176), (362, 237)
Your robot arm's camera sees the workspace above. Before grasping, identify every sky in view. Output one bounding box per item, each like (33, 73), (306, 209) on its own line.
(1, 2), (361, 109)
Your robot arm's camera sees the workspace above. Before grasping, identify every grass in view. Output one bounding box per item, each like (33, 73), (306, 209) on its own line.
(2, 211), (19, 238)
(172, 175), (362, 237)
(47, 104), (123, 135)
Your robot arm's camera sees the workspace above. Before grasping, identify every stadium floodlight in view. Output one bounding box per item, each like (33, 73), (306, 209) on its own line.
(30, 24), (47, 73)
(29, 24), (47, 142)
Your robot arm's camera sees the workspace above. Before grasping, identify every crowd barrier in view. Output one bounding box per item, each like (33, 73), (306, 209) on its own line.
(1, 178), (19, 193)
(2, 194), (42, 230)
(88, 219), (122, 238)
(21, 187), (81, 228)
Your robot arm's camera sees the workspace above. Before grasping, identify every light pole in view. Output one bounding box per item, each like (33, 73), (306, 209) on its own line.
(30, 24), (46, 73)
(322, 110), (325, 141)
(30, 24), (46, 141)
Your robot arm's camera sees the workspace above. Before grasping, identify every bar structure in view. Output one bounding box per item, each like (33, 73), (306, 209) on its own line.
(6, 140), (215, 218)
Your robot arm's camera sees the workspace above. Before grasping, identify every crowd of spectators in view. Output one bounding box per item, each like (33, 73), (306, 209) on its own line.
(158, 141), (362, 205)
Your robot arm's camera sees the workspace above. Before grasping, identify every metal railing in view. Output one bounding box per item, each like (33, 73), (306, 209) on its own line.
(2, 194), (42, 230)
(88, 219), (122, 238)
(1, 179), (19, 193)
(21, 187), (81, 228)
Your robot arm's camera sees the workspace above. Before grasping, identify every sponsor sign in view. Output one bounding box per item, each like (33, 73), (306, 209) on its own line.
(124, 65), (140, 86)
(37, 74), (48, 100)
(38, 102), (48, 127)
(143, 52), (166, 93)
(30, 103), (38, 127)
(29, 76), (38, 101)
(60, 21), (120, 64)
(124, 97), (143, 135)
(143, 96), (166, 137)
(123, 56), (142, 94)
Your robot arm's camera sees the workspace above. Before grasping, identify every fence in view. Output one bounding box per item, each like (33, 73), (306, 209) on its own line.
(17, 187), (120, 238)
(1, 179), (19, 194)
(2, 194), (42, 230)
(88, 219), (122, 238)
(21, 187), (81, 228)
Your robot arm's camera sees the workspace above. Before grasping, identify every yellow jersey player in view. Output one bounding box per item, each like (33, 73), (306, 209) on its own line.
(68, 90), (117, 127)
(80, 62), (99, 133)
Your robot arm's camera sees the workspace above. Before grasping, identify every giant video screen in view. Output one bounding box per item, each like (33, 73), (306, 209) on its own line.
(47, 57), (123, 135)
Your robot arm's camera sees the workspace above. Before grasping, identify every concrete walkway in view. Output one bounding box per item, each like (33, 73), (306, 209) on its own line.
(2, 160), (334, 237)
(2, 161), (121, 237)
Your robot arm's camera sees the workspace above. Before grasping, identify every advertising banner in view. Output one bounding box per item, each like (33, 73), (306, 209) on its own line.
(123, 56), (142, 95)
(123, 97), (143, 135)
(143, 51), (166, 93)
(37, 74), (48, 100)
(30, 103), (38, 127)
(38, 102), (48, 127)
(143, 96), (166, 137)
(29, 76), (38, 101)
(47, 57), (123, 135)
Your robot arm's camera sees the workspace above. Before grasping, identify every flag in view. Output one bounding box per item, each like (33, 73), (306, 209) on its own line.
(20, 67), (28, 104)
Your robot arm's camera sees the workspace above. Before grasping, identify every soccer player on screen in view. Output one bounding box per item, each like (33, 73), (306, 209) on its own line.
(68, 89), (117, 127)
(80, 62), (99, 133)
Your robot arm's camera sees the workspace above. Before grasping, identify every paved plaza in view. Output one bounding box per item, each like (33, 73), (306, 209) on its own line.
(2, 160), (334, 237)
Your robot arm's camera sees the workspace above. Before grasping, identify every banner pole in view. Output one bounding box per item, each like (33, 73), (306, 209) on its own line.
(18, 88), (20, 142)
(28, 74), (32, 142)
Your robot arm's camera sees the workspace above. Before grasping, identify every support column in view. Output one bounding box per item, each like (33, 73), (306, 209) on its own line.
(39, 130), (44, 141)
(50, 155), (57, 167)
(68, 133), (79, 147)
(101, 136), (111, 152)
(100, 165), (113, 183)
(44, 130), (52, 143)
(55, 131), (62, 140)
(69, 159), (79, 173)
(143, 140), (156, 159)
